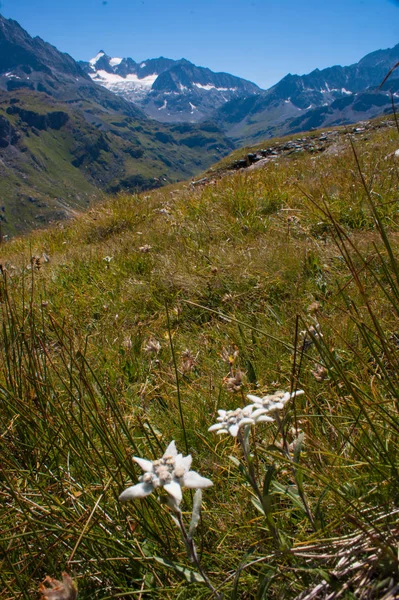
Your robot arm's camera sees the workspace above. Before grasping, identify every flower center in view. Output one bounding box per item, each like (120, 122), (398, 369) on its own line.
(140, 456), (177, 487)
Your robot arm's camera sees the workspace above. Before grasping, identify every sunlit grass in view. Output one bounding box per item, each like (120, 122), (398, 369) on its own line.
(1, 116), (399, 598)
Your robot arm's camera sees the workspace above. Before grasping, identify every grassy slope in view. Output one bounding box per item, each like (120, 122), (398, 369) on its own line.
(1, 116), (399, 598)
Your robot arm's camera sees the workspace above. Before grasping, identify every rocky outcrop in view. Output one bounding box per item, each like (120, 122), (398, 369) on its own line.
(6, 105), (69, 130)
(210, 118), (396, 176)
(0, 114), (19, 147)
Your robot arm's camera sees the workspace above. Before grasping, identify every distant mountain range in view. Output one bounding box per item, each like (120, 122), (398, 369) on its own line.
(81, 44), (399, 144)
(0, 11), (399, 235)
(213, 44), (399, 143)
(79, 52), (260, 123)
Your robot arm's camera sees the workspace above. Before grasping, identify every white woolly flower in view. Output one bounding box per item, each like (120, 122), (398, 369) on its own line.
(246, 389), (304, 416)
(119, 441), (213, 506)
(208, 406), (274, 438)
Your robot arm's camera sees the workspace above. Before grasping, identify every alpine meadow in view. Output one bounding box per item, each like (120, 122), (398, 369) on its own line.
(1, 6), (399, 600)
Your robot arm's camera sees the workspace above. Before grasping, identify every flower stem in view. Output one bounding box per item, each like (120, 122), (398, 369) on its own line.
(237, 430), (281, 547)
(174, 509), (223, 599)
(275, 413), (316, 531)
(165, 302), (189, 455)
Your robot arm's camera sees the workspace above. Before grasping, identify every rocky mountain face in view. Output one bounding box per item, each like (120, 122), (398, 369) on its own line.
(279, 83), (399, 139)
(0, 16), (150, 118)
(213, 43), (399, 144)
(80, 52), (261, 122)
(0, 15), (88, 88)
(0, 15), (234, 236)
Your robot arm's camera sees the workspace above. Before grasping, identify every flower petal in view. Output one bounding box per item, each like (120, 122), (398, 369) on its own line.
(133, 457), (153, 472)
(247, 394), (262, 403)
(217, 409), (227, 418)
(119, 482), (153, 502)
(163, 440), (177, 458)
(183, 470), (213, 489)
(255, 415), (275, 423)
(251, 407), (268, 419)
(240, 417), (255, 426)
(228, 424), (239, 437)
(163, 480), (183, 504)
(174, 453), (184, 465)
(244, 402), (259, 411)
(181, 454), (192, 472)
(216, 428), (229, 435)
(268, 402), (284, 411)
(208, 423), (225, 432)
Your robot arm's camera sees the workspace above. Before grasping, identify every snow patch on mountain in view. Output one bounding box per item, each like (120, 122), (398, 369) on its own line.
(193, 82), (238, 92)
(89, 69), (158, 101)
(92, 70), (157, 87)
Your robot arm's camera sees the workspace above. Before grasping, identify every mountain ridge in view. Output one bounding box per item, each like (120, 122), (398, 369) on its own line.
(80, 41), (399, 144)
(212, 42), (399, 144)
(80, 51), (261, 122)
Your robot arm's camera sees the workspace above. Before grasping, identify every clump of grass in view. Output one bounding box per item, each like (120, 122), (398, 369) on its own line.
(1, 116), (399, 598)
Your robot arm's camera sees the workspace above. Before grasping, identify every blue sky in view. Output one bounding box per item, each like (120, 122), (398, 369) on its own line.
(1, 0), (399, 89)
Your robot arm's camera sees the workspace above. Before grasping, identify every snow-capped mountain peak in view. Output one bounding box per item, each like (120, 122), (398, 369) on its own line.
(89, 51), (106, 66)
(80, 53), (261, 123)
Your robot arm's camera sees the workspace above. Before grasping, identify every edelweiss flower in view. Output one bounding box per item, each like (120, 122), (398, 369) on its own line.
(246, 389), (304, 416)
(119, 441), (213, 506)
(144, 338), (161, 354)
(39, 573), (77, 600)
(208, 406), (274, 437)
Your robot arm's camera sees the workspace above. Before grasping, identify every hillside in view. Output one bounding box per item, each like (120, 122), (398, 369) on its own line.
(2, 113), (399, 599)
(0, 89), (233, 236)
(1, 13), (399, 238)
